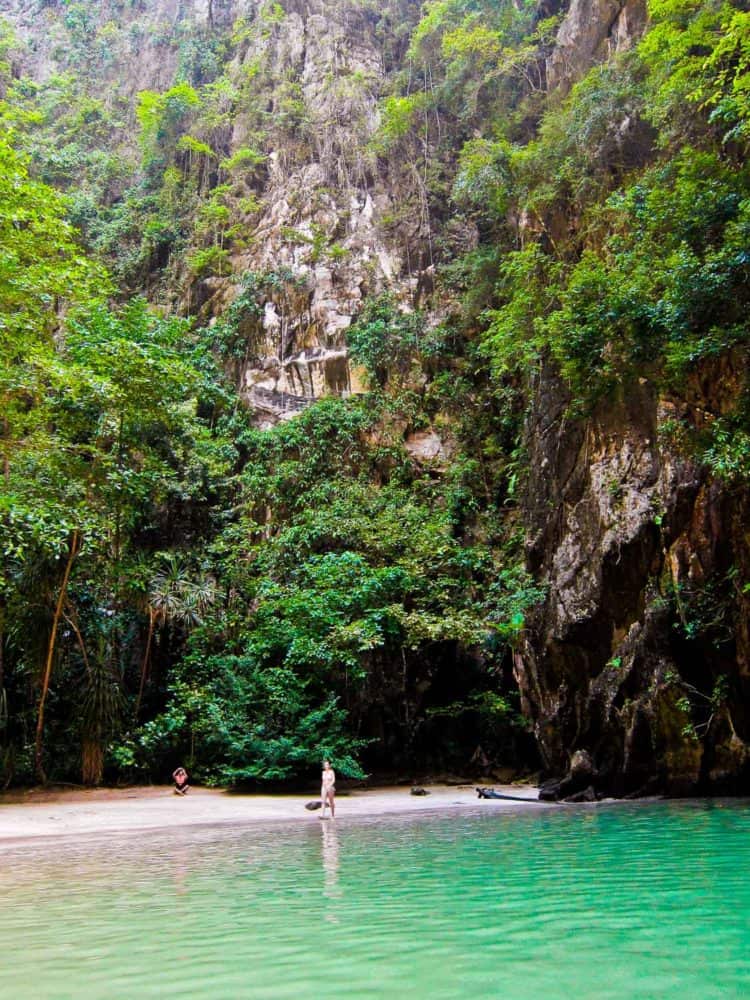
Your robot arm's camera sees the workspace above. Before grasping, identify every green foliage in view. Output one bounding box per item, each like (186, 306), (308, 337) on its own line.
(452, 137), (512, 217)
(382, 0), (543, 155)
(701, 419), (750, 482)
(640, 0), (750, 148)
(449, 0), (750, 473)
(372, 93), (427, 152)
(511, 56), (650, 229)
(669, 568), (738, 647)
(186, 244), (232, 278)
(0, 122), (109, 566)
(481, 244), (560, 378)
(526, 148), (749, 398)
(177, 134), (215, 160)
(136, 82), (201, 155)
(0, 18), (17, 89)
(346, 294), (429, 386)
(699, 11), (750, 147)
(0, 130), (108, 340)
(117, 384), (543, 783)
(133, 661), (366, 784)
(220, 146), (266, 172)
(0, 130), (244, 783)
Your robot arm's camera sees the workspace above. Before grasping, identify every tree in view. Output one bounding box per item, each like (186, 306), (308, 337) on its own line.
(135, 552), (218, 720)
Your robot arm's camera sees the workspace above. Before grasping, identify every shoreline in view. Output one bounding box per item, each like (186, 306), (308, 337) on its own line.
(0, 783), (544, 845)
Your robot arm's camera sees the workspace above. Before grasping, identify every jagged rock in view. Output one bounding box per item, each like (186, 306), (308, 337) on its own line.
(6, 0), (423, 426)
(222, 0), (424, 416)
(410, 787), (429, 796)
(538, 779), (563, 802)
(610, 0), (648, 51)
(564, 785), (598, 803)
(539, 750), (598, 800)
(403, 430), (453, 466)
(569, 749), (596, 780)
(518, 353), (750, 797)
(3, 0), (248, 92)
(546, 0), (647, 94)
(704, 708), (750, 794)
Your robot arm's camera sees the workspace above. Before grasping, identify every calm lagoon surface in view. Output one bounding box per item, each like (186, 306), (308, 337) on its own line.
(2, 799), (750, 999)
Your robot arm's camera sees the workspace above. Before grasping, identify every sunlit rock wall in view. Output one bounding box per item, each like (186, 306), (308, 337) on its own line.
(3, 0), (251, 93)
(220, 0), (417, 412)
(4, 0), (422, 418)
(546, 0), (647, 92)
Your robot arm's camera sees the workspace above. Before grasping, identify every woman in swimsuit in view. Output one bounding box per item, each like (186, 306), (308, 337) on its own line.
(320, 760), (336, 819)
(173, 766), (189, 795)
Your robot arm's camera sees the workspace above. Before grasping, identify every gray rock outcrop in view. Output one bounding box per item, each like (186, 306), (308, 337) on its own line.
(519, 357), (750, 796)
(546, 0), (648, 93)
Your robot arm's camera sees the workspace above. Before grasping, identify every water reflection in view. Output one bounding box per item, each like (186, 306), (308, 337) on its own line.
(171, 846), (190, 895)
(321, 820), (340, 912)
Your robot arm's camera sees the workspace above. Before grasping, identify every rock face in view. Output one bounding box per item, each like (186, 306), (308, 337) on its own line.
(519, 357), (750, 797)
(513, 0), (750, 799)
(3, 0), (249, 94)
(403, 429), (454, 467)
(223, 0), (419, 408)
(546, 0), (648, 93)
(5, 0), (422, 415)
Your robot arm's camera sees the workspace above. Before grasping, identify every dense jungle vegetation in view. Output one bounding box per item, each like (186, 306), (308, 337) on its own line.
(1, 0), (748, 788)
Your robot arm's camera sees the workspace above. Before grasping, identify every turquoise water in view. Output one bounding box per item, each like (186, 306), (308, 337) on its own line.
(2, 800), (750, 999)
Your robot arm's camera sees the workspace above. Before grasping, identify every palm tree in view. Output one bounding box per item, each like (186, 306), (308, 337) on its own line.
(134, 553), (218, 719)
(80, 633), (122, 786)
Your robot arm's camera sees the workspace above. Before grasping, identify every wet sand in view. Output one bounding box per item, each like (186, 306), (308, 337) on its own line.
(0, 783), (541, 843)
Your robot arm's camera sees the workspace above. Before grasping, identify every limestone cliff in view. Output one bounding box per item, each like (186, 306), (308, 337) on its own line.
(3, 0), (244, 93)
(520, 358), (750, 797)
(546, 0), (647, 92)
(4, 0), (424, 421)
(513, 0), (750, 797)
(214, 0), (418, 419)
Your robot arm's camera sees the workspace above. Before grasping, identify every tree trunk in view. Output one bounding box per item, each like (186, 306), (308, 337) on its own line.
(35, 530), (80, 784)
(82, 736), (103, 786)
(1, 419), (8, 725)
(65, 604), (104, 786)
(134, 607), (156, 720)
(0, 594), (5, 705)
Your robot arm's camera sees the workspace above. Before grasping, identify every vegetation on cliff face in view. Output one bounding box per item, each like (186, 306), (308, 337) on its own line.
(0, 0), (748, 791)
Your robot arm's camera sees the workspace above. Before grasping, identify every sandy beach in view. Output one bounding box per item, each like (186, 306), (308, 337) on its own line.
(0, 783), (542, 843)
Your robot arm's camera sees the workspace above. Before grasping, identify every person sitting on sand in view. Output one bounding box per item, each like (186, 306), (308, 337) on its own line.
(320, 760), (336, 819)
(173, 767), (189, 795)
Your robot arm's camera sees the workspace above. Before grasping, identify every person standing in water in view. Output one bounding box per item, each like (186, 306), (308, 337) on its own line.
(320, 760), (336, 819)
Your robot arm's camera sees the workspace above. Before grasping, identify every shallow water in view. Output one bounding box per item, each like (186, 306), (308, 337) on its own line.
(2, 800), (750, 999)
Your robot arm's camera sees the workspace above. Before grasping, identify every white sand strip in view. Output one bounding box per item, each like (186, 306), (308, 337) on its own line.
(0, 784), (542, 842)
